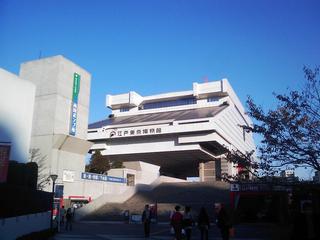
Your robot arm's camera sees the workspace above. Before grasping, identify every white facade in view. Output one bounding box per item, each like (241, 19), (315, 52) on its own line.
(0, 68), (35, 163)
(88, 79), (255, 180)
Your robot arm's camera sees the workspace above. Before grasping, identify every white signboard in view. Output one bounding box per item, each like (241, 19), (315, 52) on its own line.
(63, 170), (75, 182)
(230, 183), (240, 192)
(101, 127), (163, 138)
(131, 214), (142, 223)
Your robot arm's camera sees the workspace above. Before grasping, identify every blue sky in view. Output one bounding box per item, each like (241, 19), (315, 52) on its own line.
(1, 0), (319, 178)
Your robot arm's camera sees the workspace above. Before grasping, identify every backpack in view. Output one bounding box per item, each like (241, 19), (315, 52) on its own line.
(171, 212), (183, 223)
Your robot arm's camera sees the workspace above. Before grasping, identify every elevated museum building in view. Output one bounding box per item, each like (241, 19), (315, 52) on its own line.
(88, 79), (255, 181)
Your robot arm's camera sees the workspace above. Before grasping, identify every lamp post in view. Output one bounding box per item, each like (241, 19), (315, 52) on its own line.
(50, 174), (58, 230)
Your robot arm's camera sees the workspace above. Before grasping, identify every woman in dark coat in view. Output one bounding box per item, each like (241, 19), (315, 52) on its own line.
(171, 205), (184, 240)
(197, 207), (210, 240)
(215, 204), (232, 240)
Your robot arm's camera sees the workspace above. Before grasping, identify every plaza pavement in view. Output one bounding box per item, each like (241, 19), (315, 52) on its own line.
(51, 221), (285, 240)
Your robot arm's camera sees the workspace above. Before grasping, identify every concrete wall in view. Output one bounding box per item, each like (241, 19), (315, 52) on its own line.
(19, 56), (92, 193)
(107, 162), (161, 185)
(0, 68), (35, 163)
(127, 161), (160, 184)
(75, 175), (186, 221)
(20, 55), (91, 140)
(0, 211), (50, 240)
(74, 185), (135, 221)
(51, 176), (129, 200)
(53, 149), (86, 187)
(81, 179), (129, 199)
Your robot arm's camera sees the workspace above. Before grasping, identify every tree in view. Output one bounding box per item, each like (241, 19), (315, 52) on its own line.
(225, 149), (261, 180)
(111, 160), (124, 169)
(86, 150), (111, 174)
(29, 148), (50, 190)
(245, 66), (320, 173)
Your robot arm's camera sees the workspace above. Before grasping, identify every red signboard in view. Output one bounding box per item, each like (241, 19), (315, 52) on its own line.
(0, 144), (10, 183)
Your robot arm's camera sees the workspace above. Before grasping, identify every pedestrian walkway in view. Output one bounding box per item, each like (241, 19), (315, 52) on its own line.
(52, 233), (99, 240)
(51, 221), (273, 240)
(97, 235), (264, 240)
(53, 233), (265, 240)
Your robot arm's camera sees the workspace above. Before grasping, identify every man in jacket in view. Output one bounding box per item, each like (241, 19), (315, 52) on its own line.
(215, 203), (232, 240)
(142, 204), (151, 237)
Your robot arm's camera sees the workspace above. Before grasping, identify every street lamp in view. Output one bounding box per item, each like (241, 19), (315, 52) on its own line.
(50, 174), (58, 230)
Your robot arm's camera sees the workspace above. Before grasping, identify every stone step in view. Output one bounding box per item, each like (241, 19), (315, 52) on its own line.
(83, 181), (230, 221)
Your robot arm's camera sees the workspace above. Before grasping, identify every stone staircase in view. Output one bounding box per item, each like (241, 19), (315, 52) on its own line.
(83, 181), (230, 221)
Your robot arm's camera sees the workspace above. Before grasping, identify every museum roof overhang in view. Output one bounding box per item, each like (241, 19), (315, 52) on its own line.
(88, 105), (228, 130)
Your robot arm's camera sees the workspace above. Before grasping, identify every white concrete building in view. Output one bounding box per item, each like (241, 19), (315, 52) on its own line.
(0, 68), (35, 164)
(1, 56), (148, 203)
(20, 55), (93, 194)
(88, 79), (255, 181)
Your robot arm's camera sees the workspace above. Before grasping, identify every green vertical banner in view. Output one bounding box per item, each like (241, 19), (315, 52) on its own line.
(72, 73), (81, 101)
(70, 73), (81, 136)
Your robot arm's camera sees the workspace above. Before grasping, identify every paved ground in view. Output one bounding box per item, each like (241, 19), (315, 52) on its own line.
(51, 221), (287, 240)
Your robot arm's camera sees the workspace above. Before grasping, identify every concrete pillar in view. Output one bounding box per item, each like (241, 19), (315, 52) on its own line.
(220, 157), (229, 178)
(199, 160), (218, 182)
(198, 157), (231, 182)
(199, 162), (204, 181)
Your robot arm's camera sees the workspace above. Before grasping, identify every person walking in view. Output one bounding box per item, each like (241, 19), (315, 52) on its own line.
(197, 207), (210, 240)
(215, 203), (232, 240)
(65, 208), (73, 231)
(183, 206), (193, 240)
(59, 206), (66, 226)
(171, 205), (184, 240)
(142, 204), (151, 238)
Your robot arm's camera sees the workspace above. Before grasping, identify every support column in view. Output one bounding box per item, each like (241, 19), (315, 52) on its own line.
(220, 156), (230, 179)
(198, 158), (230, 182)
(199, 162), (205, 182)
(199, 160), (219, 182)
